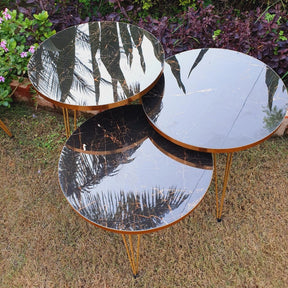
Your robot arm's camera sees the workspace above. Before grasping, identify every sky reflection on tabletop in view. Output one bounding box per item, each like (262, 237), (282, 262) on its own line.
(58, 105), (213, 234)
(142, 48), (288, 153)
(28, 21), (164, 110)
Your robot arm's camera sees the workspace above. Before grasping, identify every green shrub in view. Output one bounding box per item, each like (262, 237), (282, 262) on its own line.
(77, 0), (114, 19)
(0, 8), (55, 107)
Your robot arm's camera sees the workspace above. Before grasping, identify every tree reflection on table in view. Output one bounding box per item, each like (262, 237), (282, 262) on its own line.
(28, 21), (164, 107)
(59, 105), (213, 232)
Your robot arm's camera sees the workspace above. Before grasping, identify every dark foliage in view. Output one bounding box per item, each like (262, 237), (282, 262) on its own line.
(137, 3), (288, 83)
(212, 0), (279, 12)
(11, 0), (288, 84)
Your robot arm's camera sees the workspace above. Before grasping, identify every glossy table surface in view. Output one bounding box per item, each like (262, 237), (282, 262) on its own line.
(28, 21), (164, 111)
(142, 48), (288, 153)
(58, 105), (213, 234)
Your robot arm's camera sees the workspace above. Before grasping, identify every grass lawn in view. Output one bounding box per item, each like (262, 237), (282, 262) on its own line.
(1, 102), (288, 287)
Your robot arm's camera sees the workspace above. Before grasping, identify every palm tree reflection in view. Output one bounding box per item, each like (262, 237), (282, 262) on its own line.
(100, 22), (132, 102)
(263, 67), (287, 131)
(60, 145), (140, 199)
(79, 187), (190, 231)
(166, 55), (186, 93)
(28, 22), (164, 107)
(165, 48), (209, 94)
(61, 105), (150, 200)
(265, 67), (280, 110)
(188, 48), (208, 77)
(59, 147), (201, 231)
(88, 23), (101, 104)
(59, 105), (212, 231)
(141, 74), (165, 122)
(129, 24), (146, 73)
(142, 49), (209, 121)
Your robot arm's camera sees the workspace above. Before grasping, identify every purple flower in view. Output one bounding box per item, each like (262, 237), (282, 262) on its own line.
(0, 17), (3, 23)
(0, 76), (5, 82)
(28, 46), (35, 54)
(0, 40), (8, 52)
(20, 51), (28, 58)
(3, 8), (11, 20)
(3, 9), (11, 20)
(0, 40), (6, 48)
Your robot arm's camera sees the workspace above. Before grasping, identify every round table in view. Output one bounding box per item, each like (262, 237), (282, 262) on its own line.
(58, 104), (213, 276)
(28, 21), (164, 137)
(142, 48), (288, 220)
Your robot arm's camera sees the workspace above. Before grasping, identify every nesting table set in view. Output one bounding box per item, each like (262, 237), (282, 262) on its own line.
(28, 21), (288, 277)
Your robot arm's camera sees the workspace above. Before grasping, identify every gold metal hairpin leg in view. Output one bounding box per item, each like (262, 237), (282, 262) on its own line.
(213, 152), (234, 222)
(62, 108), (70, 138)
(0, 119), (13, 137)
(122, 234), (141, 278)
(73, 109), (77, 131)
(62, 108), (77, 138)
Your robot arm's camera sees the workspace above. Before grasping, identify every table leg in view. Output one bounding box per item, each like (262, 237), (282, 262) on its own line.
(213, 152), (234, 222)
(62, 108), (77, 138)
(73, 110), (77, 131)
(122, 234), (141, 278)
(62, 108), (70, 138)
(0, 119), (13, 137)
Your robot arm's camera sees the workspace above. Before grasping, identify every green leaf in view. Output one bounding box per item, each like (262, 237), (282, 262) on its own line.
(2, 101), (11, 107)
(33, 11), (49, 21)
(7, 39), (17, 50)
(2, 90), (10, 97)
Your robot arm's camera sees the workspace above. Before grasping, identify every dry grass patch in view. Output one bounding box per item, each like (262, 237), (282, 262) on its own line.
(1, 103), (287, 287)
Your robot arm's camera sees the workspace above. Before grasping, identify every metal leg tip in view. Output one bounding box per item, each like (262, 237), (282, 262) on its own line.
(217, 218), (222, 222)
(133, 273), (139, 279)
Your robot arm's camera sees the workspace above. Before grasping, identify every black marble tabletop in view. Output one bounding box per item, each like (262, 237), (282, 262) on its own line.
(142, 48), (288, 153)
(28, 21), (164, 111)
(58, 105), (213, 234)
